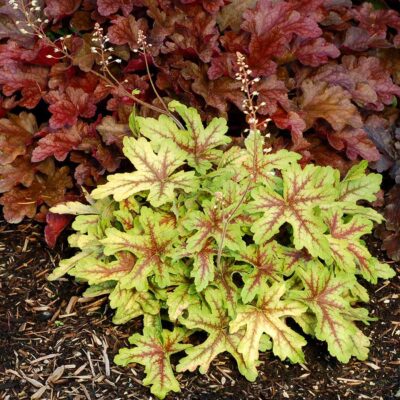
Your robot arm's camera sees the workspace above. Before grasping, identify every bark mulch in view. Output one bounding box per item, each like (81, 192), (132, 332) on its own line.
(0, 218), (399, 400)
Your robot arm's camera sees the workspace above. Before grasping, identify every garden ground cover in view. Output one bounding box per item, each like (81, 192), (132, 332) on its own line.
(0, 217), (398, 400)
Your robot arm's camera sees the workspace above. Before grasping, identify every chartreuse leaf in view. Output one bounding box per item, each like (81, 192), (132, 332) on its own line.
(230, 282), (307, 369)
(280, 246), (311, 276)
(50, 202), (97, 215)
(137, 101), (230, 174)
(138, 100), (231, 174)
(109, 283), (159, 324)
(52, 100), (393, 399)
(113, 196), (140, 230)
(115, 322), (191, 399)
(83, 281), (116, 298)
(214, 259), (250, 317)
(191, 239), (216, 291)
(101, 208), (178, 291)
(92, 137), (198, 206)
(183, 181), (248, 253)
(48, 250), (98, 281)
(236, 241), (283, 303)
(324, 209), (395, 282)
(69, 252), (136, 285)
(177, 288), (258, 381)
(290, 261), (371, 362)
(338, 161), (382, 203)
(166, 282), (200, 321)
(243, 130), (301, 184)
(250, 163), (337, 259)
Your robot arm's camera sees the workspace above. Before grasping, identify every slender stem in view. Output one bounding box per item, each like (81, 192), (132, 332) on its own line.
(19, 5), (183, 124)
(139, 42), (185, 130)
(216, 53), (268, 270)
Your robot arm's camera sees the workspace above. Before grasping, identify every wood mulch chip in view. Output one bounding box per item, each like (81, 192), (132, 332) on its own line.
(0, 218), (399, 400)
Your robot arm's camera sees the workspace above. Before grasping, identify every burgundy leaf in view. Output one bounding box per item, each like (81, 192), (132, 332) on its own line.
(343, 26), (391, 51)
(46, 87), (97, 129)
(97, 0), (142, 17)
(352, 3), (400, 40)
(272, 109), (308, 151)
(0, 39), (59, 67)
(256, 75), (291, 116)
(0, 62), (48, 109)
(31, 124), (83, 162)
(107, 15), (148, 50)
(242, 0), (323, 76)
(180, 0), (224, 14)
(375, 185), (400, 261)
(327, 128), (380, 162)
(44, 0), (82, 21)
(45, 212), (73, 248)
(169, 8), (220, 63)
(314, 56), (400, 111)
(293, 37), (340, 67)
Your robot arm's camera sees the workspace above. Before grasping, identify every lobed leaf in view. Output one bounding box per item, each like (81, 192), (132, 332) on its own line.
(115, 324), (191, 399)
(92, 137), (198, 206)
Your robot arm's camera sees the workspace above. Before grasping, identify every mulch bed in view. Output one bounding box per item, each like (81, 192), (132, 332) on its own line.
(0, 217), (399, 400)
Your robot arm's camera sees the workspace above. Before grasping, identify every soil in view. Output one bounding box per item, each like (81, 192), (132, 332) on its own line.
(0, 217), (399, 400)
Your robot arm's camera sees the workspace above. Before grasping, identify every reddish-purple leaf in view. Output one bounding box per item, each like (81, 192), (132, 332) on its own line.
(327, 127), (380, 162)
(107, 15), (148, 50)
(272, 109), (308, 151)
(293, 37), (340, 67)
(46, 87), (97, 129)
(169, 9), (220, 63)
(256, 75), (291, 116)
(45, 212), (73, 248)
(32, 124), (83, 162)
(44, 0), (82, 21)
(0, 62), (48, 109)
(314, 56), (400, 111)
(343, 26), (390, 51)
(97, 0), (142, 17)
(0, 39), (59, 67)
(181, 0), (225, 14)
(352, 3), (400, 40)
(70, 153), (102, 186)
(242, 0), (322, 76)
(376, 185), (400, 262)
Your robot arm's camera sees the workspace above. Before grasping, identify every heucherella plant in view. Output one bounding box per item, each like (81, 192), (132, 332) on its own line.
(49, 56), (395, 399)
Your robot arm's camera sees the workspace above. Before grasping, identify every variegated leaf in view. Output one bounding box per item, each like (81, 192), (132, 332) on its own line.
(101, 208), (178, 291)
(291, 261), (371, 363)
(92, 137), (198, 206)
(177, 288), (258, 381)
(243, 130), (301, 185)
(236, 241), (283, 303)
(109, 283), (159, 324)
(69, 252), (136, 285)
(338, 161), (381, 203)
(230, 282), (307, 369)
(137, 101), (231, 174)
(115, 324), (190, 399)
(250, 163), (337, 259)
(324, 210), (395, 282)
